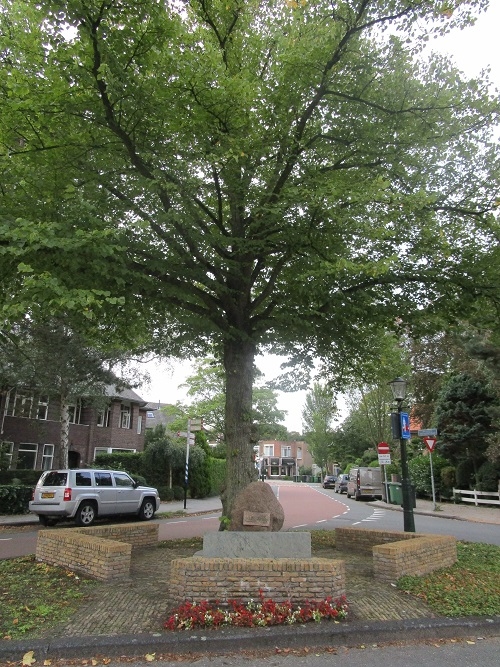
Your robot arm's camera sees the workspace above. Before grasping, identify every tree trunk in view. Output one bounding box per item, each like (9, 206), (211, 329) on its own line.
(59, 394), (70, 469)
(221, 338), (257, 521)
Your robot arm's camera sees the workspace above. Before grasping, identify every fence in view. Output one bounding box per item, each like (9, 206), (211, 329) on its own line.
(453, 488), (500, 507)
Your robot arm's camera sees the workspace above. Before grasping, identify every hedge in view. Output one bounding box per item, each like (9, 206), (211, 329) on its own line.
(0, 486), (33, 515)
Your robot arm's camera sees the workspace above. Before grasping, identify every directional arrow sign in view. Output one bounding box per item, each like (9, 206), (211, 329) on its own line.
(424, 437), (436, 452)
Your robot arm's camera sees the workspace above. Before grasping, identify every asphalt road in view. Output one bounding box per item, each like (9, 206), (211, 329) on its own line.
(34, 635), (500, 667)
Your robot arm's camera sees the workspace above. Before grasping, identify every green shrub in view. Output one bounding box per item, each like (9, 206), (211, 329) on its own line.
(207, 457), (225, 496)
(0, 486), (33, 515)
(408, 453), (448, 497)
(440, 466), (456, 493)
(92, 452), (145, 476)
(0, 469), (42, 486)
(172, 485), (184, 501)
(476, 461), (500, 492)
(157, 486), (174, 501)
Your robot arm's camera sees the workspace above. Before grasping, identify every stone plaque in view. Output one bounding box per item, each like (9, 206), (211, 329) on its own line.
(243, 510), (271, 527)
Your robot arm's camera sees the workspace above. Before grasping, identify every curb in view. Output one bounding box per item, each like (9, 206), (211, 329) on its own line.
(1, 616), (500, 662)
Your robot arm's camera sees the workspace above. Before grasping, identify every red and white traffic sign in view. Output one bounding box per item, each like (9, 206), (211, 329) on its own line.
(423, 437), (436, 452)
(377, 442), (391, 464)
(377, 442), (390, 455)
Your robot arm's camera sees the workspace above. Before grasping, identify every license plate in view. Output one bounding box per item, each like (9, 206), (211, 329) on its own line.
(41, 492), (55, 498)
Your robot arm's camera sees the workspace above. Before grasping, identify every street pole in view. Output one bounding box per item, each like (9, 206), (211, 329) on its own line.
(389, 377), (415, 533)
(396, 399), (415, 532)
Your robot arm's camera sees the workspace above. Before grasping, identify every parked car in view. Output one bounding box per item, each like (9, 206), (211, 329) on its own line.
(334, 474), (349, 494)
(322, 474), (337, 489)
(29, 469), (161, 527)
(346, 467), (382, 500)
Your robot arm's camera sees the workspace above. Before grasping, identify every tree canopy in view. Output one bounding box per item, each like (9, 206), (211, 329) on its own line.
(1, 0), (499, 514)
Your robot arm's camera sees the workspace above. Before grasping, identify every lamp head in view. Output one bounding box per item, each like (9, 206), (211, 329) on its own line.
(388, 377), (407, 402)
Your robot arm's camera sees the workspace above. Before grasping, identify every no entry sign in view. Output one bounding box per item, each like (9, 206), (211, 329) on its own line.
(377, 442), (391, 465)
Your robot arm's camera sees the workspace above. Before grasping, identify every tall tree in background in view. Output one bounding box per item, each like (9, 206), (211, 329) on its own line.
(302, 383), (338, 472)
(1, 1), (499, 515)
(434, 372), (499, 485)
(177, 358), (288, 441)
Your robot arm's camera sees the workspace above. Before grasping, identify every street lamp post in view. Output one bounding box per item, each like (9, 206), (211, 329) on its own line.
(388, 377), (415, 533)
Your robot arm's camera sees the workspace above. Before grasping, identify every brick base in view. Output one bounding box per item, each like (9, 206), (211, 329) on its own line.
(169, 557), (345, 605)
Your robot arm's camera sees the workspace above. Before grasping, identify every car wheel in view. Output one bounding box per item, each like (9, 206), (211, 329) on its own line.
(138, 498), (156, 521)
(75, 501), (97, 527)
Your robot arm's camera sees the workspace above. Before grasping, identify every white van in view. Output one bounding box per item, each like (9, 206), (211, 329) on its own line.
(346, 467), (382, 500)
(29, 469), (161, 527)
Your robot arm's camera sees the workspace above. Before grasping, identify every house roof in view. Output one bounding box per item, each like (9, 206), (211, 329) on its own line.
(144, 401), (175, 429)
(105, 385), (148, 407)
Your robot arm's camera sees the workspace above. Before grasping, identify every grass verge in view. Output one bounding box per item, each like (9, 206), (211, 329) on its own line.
(397, 541), (500, 616)
(0, 556), (97, 640)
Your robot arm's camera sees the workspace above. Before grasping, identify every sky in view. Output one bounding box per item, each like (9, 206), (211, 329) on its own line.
(137, 2), (499, 432)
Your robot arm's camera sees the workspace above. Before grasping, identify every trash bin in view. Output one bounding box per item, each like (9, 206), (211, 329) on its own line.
(388, 482), (403, 505)
(410, 484), (417, 509)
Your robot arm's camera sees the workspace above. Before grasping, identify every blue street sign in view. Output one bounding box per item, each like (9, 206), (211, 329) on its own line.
(400, 412), (411, 439)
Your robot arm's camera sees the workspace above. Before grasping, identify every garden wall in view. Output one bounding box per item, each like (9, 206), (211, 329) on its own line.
(335, 526), (457, 583)
(35, 522), (158, 581)
(169, 557), (345, 605)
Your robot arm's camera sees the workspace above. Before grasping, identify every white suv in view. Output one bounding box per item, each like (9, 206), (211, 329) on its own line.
(29, 469), (161, 527)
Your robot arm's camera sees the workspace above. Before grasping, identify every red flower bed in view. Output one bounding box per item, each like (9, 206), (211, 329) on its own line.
(165, 590), (348, 630)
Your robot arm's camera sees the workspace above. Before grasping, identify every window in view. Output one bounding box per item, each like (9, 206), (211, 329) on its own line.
(68, 400), (82, 424)
(0, 441), (13, 469)
(113, 472), (135, 488)
(97, 407), (110, 427)
(36, 396), (49, 420)
(263, 444), (274, 456)
(16, 443), (38, 469)
(76, 472), (92, 486)
(281, 446), (291, 457)
(120, 404), (131, 429)
(6, 393), (33, 418)
(136, 415), (143, 435)
(42, 471), (67, 486)
(297, 447), (302, 460)
(41, 444), (54, 470)
(94, 472), (113, 486)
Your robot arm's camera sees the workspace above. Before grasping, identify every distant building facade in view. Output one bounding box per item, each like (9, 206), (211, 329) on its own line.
(255, 440), (314, 479)
(0, 386), (147, 470)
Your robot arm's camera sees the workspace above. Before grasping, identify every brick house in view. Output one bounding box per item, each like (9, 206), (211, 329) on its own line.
(255, 439), (315, 479)
(0, 386), (148, 471)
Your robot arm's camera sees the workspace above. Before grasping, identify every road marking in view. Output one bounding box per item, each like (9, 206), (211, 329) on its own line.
(362, 509), (386, 522)
(315, 519), (327, 524)
(292, 523), (308, 528)
(0, 538), (13, 541)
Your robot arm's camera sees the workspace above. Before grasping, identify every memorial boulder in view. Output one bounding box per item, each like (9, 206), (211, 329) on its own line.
(228, 481), (284, 531)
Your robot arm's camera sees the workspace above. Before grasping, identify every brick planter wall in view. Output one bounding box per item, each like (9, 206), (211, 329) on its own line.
(169, 557), (345, 605)
(35, 522), (158, 581)
(335, 526), (457, 583)
(373, 535), (457, 583)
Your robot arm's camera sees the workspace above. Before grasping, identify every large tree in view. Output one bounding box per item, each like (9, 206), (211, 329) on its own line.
(1, 0), (499, 515)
